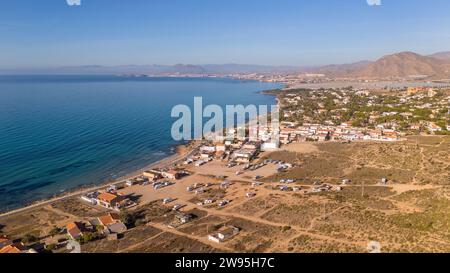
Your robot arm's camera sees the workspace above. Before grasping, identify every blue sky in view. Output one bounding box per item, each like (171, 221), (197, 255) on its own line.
(1, 0), (450, 68)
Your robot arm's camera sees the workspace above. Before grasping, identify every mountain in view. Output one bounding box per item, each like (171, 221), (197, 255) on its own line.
(351, 51), (448, 78)
(315, 51), (450, 79)
(315, 60), (373, 76)
(162, 64), (206, 74)
(429, 51), (450, 61)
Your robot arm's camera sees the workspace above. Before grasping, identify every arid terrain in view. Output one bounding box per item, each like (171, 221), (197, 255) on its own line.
(1, 135), (449, 253)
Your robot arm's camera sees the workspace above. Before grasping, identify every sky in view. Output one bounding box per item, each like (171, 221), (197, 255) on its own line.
(1, 0), (450, 68)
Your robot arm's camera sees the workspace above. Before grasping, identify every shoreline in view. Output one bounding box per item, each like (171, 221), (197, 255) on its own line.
(0, 141), (200, 218)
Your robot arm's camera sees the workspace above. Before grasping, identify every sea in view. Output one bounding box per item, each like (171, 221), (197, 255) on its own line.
(0, 75), (281, 211)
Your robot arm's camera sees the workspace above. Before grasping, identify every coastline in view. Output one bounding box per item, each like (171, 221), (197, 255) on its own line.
(0, 82), (285, 218)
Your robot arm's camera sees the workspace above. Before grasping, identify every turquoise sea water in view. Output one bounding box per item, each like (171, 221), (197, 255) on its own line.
(0, 75), (280, 211)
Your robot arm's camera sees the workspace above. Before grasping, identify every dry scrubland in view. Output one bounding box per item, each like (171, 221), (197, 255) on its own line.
(1, 136), (449, 253)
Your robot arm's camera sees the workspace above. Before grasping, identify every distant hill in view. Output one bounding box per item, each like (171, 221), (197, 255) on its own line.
(315, 60), (373, 76)
(351, 51), (449, 78)
(428, 51), (450, 61)
(162, 64), (206, 74)
(314, 51), (450, 79)
(202, 64), (310, 74)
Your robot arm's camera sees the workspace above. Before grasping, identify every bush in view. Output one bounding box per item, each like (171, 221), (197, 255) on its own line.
(22, 234), (38, 244)
(282, 226), (292, 232)
(120, 212), (136, 227)
(49, 227), (61, 237)
(45, 244), (57, 251)
(78, 232), (103, 244)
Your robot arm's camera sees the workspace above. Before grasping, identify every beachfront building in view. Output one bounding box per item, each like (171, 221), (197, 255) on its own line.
(95, 192), (127, 211)
(143, 170), (162, 180)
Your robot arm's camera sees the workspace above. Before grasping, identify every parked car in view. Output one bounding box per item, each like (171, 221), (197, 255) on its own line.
(163, 198), (174, 204)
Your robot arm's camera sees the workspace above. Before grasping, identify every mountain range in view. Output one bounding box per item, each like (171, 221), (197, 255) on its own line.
(1, 51), (450, 79)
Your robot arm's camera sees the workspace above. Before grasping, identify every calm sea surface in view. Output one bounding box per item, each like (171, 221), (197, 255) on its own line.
(0, 75), (280, 210)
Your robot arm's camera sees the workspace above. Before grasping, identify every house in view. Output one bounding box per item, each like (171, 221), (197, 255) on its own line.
(95, 192), (126, 210)
(162, 170), (183, 180)
(66, 222), (85, 240)
(175, 212), (193, 224)
(200, 146), (216, 158)
(106, 222), (127, 234)
(143, 170), (162, 180)
(97, 213), (121, 227)
(200, 145), (216, 153)
(81, 191), (101, 205)
(125, 179), (138, 187)
(232, 149), (255, 163)
(0, 242), (36, 254)
(428, 122), (442, 133)
(0, 236), (13, 249)
(200, 150), (215, 159)
(243, 141), (261, 151)
(261, 141), (279, 151)
(208, 226), (240, 243)
(215, 143), (226, 152)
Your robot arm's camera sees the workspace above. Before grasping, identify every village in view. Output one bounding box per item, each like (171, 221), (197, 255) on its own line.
(274, 86), (449, 137)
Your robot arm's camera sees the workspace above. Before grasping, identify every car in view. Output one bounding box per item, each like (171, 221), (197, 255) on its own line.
(172, 204), (185, 211)
(246, 192), (256, 198)
(204, 199), (214, 205)
(195, 188), (204, 195)
(218, 200), (229, 207)
(163, 198), (174, 204)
